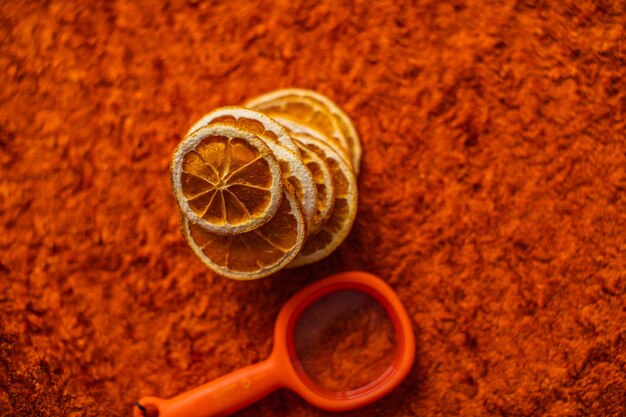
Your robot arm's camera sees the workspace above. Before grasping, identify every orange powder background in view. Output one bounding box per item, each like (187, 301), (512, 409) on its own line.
(1, 1), (625, 416)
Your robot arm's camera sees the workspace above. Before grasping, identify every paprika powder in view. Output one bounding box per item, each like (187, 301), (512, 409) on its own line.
(1, 0), (624, 416)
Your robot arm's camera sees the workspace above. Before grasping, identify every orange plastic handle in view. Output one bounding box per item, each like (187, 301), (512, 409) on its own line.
(134, 271), (415, 417)
(135, 357), (280, 417)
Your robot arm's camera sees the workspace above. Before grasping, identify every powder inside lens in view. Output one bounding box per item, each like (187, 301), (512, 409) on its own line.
(293, 290), (396, 393)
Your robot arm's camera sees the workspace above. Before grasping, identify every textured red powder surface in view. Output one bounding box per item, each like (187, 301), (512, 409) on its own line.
(1, 1), (625, 416)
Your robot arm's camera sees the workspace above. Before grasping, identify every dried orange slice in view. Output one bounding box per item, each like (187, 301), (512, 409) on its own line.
(186, 107), (317, 230)
(270, 116), (348, 157)
(288, 133), (358, 267)
(181, 185), (306, 280)
(171, 123), (282, 234)
(284, 89), (362, 175)
(187, 106), (300, 156)
(293, 138), (334, 235)
(246, 88), (362, 175)
(246, 92), (346, 154)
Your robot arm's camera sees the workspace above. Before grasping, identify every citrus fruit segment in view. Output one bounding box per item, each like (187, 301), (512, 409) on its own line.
(185, 107), (316, 231)
(246, 89), (362, 175)
(171, 123), (282, 235)
(288, 133), (358, 267)
(187, 106), (300, 156)
(293, 138), (335, 235)
(181, 185), (306, 280)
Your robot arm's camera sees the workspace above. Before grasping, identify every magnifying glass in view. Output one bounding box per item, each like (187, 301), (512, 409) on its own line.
(134, 271), (415, 417)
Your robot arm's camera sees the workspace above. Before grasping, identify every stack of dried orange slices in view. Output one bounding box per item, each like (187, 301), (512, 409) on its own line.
(171, 89), (360, 280)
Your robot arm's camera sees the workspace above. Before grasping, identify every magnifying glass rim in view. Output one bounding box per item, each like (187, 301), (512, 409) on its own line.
(273, 271), (415, 412)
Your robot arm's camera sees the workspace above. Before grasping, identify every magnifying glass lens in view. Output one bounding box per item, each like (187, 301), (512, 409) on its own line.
(293, 290), (396, 393)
